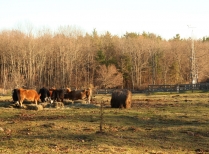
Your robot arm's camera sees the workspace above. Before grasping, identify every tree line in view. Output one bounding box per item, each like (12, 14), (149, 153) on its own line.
(0, 27), (209, 91)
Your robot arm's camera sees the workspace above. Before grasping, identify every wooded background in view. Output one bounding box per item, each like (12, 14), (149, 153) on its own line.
(0, 26), (209, 90)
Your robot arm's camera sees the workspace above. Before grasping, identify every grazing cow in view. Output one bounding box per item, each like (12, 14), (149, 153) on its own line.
(110, 89), (132, 109)
(49, 87), (56, 97)
(16, 88), (41, 107)
(38, 87), (50, 102)
(12, 89), (19, 103)
(51, 89), (66, 103)
(66, 88), (92, 104)
(64, 88), (71, 99)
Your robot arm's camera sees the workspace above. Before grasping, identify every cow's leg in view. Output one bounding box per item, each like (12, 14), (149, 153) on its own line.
(50, 98), (54, 104)
(35, 100), (37, 105)
(86, 99), (89, 104)
(47, 97), (53, 104)
(87, 97), (90, 104)
(17, 92), (23, 107)
(15, 101), (19, 105)
(44, 97), (47, 102)
(19, 99), (23, 107)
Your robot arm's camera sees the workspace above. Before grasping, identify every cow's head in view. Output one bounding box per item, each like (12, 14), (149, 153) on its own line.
(44, 97), (50, 102)
(66, 88), (71, 93)
(37, 94), (41, 102)
(45, 97), (54, 104)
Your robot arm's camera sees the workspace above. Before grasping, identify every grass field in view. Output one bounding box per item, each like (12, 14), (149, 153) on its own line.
(0, 92), (209, 154)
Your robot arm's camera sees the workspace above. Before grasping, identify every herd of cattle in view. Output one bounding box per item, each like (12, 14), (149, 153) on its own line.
(12, 87), (92, 107)
(12, 87), (132, 109)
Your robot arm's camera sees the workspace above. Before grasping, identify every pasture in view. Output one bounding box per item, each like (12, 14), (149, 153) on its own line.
(0, 92), (209, 154)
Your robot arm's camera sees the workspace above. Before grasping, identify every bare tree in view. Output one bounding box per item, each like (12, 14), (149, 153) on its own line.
(95, 64), (123, 88)
(1, 28), (209, 91)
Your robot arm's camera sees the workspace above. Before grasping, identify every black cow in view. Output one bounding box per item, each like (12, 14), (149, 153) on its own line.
(12, 88), (19, 103)
(38, 87), (50, 102)
(51, 89), (66, 103)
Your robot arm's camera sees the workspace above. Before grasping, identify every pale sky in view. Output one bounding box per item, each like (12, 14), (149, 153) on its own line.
(0, 0), (208, 39)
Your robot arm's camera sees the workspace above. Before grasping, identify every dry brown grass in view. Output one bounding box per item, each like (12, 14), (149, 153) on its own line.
(0, 92), (209, 153)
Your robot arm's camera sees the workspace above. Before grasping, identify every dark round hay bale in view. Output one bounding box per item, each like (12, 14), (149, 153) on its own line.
(110, 89), (132, 109)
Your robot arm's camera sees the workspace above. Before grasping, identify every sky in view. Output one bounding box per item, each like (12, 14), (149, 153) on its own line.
(0, 0), (208, 40)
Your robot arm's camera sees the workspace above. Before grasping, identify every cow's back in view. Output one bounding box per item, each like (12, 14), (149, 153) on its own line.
(49, 87), (56, 97)
(16, 88), (40, 106)
(27, 89), (40, 101)
(68, 90), (85, 100)
(51, 89), (65, 102)
(39, 87), (50, 102)
(18, 89), (40, 101)
(67, 89), (92, 103)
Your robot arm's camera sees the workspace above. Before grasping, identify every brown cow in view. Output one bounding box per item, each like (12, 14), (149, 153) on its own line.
(49, 87), (56, 97)
(16, 88), (41, 107)
(110, 89), (132, 109)
(86, 88), (92, 104)
(66, 88), (92, 104)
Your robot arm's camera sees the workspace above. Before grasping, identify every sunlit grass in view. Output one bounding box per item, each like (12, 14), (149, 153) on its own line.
(0, 92), (209, 153)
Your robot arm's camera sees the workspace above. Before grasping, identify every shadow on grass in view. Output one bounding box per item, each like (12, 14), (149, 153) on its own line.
(1, 100), (209, 153)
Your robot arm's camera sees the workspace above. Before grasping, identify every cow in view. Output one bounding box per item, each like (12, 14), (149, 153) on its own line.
(15, 88), (41, 107)
(51, 89), (66, 103)
(85, 88), (92, 104)
(12, 89), (19, 103)
(38, 87), (51, 102)
(66, 88), (92, 104)
(110, 89), (132, 109)
(49, 87), (56, 97)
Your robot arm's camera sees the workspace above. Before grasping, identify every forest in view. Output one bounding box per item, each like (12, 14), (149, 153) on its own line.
(0, 26), (209, 91)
